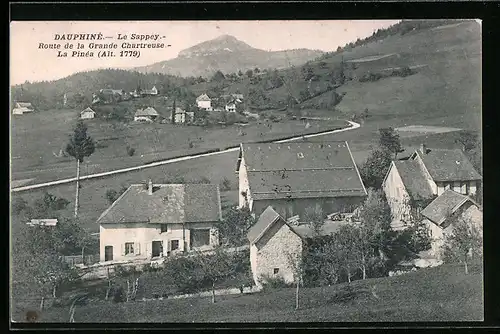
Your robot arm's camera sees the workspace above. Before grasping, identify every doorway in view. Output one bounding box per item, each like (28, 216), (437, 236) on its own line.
(104, 246), (113, 261)
(152, 241), (163, 258)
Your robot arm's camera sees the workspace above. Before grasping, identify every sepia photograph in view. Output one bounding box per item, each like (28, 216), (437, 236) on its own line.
(10, 19), (482, 323)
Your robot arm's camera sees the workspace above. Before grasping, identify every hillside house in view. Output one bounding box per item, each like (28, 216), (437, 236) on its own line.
(225, 102), (236, 113)
(196, 94), (212, 111)
(80, 107), (96, 119)
(142, 86), (158, 96)
(98, 180), (222, 263)
(12, 102), (35, 115)
(236, 141), (367, 220)
(248, 206), (353, 287)
(383, 144), (482, 230)
(27, 219), (58, 227)
(171, 107), (195, 124)
(420, 189), (482, 259)
(134, 107), (159, 122)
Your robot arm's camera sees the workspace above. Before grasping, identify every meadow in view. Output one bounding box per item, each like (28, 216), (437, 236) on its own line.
(25, 264), (483, 323)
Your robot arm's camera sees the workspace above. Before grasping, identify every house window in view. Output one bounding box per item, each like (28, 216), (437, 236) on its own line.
(170, 240), (180, 251)
(273, 268), (280, 275)
(465, 182), (470, 195)
(190, 229), (211, 247)
(160, 224), (169, 233)
(125, 242), (134, 255)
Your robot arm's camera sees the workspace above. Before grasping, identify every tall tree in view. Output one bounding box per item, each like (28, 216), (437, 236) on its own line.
(66, 120), (95, 217)
(285, 250), (305, 310)
(190, 247), (236, 303)
(359, 149), (393, 189)
(379, 127), (404, 159)
(218, 206), (255, 247)
(455, 131), (478, 152)
(171, 100), (176, 124)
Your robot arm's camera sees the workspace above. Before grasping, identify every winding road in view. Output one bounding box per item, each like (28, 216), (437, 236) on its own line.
(11, 121), (360, 193)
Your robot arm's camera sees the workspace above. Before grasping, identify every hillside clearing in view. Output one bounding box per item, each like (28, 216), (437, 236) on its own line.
(31, 264), (483, 323)
(346, 53), (398, 63)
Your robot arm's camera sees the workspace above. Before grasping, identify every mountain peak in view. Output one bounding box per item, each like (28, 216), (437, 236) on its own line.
(178, 35), (255, 58)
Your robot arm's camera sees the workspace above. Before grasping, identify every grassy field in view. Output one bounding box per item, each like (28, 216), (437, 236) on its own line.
(11, 109), (346, 183)
(27, 264), (482, 323)
(11, 118), (476, 234)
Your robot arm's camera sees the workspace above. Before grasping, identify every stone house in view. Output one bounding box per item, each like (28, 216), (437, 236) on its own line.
(383, 144), (481, 230)
(248, 206), (353, 287)
(98, 180), (222, 263)
(420, 189), (482, 259)
(236, 141), (367, 220)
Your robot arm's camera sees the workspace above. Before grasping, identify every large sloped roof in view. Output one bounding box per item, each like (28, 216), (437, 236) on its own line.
(97, 183), (222, 225)
(415, 149), (481, 182)
(393, 160), (434, 200)
(135, 107), (159, 117)
(238, 142), (366, 201)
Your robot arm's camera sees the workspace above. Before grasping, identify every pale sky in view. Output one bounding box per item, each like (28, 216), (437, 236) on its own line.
(10, 20), (400, 85)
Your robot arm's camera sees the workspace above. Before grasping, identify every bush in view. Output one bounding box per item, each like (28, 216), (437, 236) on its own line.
(12, 197), (28, 216)
(126, 146), (135, 157)
(112, 286), (126, 303)
(359, 72), (385, 82)
(195, 176), (211, 184)
(220, 177), (232, 191)
(260, 275), (293, 289)
(105, 189), (118, 205)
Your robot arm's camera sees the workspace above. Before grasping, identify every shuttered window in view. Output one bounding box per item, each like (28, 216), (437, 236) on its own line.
(125, 242), (134, 255)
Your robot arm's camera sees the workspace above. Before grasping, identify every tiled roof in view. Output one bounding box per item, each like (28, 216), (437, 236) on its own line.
(16, 102), (33, 108)
(247, 206), (282, 244)
(97, 183), (222, 225)
(415, 149), (481, 182)
(421, 189), (474, 225)
(135, 107), (159, 117)
(239, 142), (366, 201)
(393, 160), (434, 200)
(196, 94), (211, 101)
(81, 107), (95, 114)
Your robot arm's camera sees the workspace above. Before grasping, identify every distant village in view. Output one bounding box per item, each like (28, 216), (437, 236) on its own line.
(12, 86), (245, 126)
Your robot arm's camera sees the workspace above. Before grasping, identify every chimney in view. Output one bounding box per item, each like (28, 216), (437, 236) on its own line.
(420, 143), (427, 155)
(148, 179), (153, 195)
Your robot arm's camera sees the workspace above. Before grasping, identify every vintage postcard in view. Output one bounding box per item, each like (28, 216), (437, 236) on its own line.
(10, 19), (482, 324)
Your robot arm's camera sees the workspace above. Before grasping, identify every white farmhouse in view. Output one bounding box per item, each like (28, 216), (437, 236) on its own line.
(196, 93), (212, 111)
(98, 180), (222, 263)
(171, 107), (195, 124)
(12, 102), (35, 115)
(225, 102), (236, 113)
(80, 107), (96, 119)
